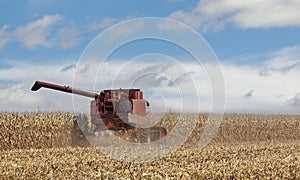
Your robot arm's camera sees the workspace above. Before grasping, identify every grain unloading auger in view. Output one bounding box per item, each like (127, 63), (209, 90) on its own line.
(31, 81), (167, 144)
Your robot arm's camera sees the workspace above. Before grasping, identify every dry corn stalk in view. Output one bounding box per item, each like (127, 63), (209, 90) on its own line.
(0, 112), (300, 178)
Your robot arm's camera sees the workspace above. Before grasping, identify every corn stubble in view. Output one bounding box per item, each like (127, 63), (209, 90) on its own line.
(0, 112), (299, 179)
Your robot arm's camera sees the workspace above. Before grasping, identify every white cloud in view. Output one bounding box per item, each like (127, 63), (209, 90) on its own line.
(88, 16), (134, 31)
(260, 46), (300, 76)
(14, 14), (62, 49)
(0, 60), (80, 111)
(89, 18), (121, 31)
(266, 46), (300, 65)
(222, 45), (300, 113)
(1, 46), (300, 113)
(0, 82), (77, 112)
(53, 24), (81, 49)
(0, 14), (81, 49)
(103, 20), (145, 40)
(287, 93), (300, 107)
(0, 84), (41, 110)
(217, 64), (300, 114)
(0, 60), (74, 85)
(168, 0), (300, 30)
(0, 24), (11, 49)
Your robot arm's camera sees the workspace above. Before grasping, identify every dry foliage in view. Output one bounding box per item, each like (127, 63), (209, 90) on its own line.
(0, 143), (299, 179)
(0, 112), (300, 178)
(0, 112), (74, 150)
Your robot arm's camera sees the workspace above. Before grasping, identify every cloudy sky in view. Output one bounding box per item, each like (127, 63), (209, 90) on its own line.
(0, 0), (300, 114)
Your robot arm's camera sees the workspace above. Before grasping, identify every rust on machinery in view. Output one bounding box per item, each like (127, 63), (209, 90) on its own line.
(31, 80), (167, 143)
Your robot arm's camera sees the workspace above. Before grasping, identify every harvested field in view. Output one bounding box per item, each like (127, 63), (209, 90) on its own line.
(0, 112), (300, 178)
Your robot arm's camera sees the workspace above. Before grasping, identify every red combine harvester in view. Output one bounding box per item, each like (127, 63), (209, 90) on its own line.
(31, 81), (167, 143)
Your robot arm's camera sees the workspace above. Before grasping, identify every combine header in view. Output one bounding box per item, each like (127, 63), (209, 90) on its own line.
(31, 81), (167, 144)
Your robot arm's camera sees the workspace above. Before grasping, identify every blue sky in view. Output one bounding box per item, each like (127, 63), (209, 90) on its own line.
(1, 0), (300, 63)
(1, 0), (300, 113)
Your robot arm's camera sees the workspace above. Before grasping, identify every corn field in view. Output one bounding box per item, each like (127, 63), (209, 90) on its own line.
(0, 112), (299, 178)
